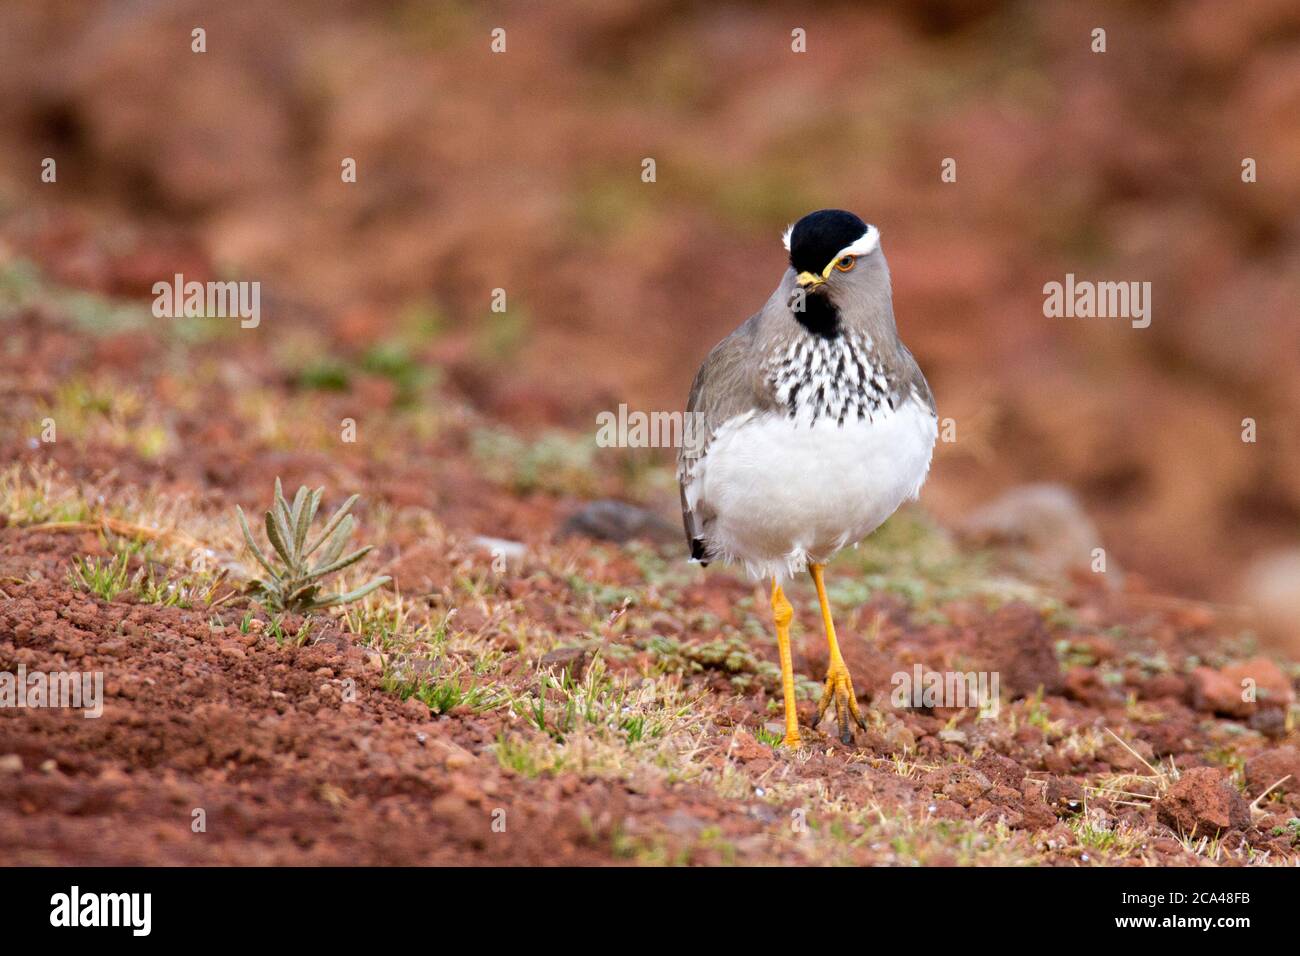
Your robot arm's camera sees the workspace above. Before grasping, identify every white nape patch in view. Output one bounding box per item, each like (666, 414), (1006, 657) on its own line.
(782, 222), (880, 259)
(836, 224), (880, 259)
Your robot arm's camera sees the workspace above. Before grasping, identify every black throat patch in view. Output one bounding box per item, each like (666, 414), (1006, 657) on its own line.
(792, 289), (841, 339)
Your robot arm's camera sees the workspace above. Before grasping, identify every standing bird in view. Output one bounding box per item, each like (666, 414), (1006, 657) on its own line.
(678, 209), (937, 747)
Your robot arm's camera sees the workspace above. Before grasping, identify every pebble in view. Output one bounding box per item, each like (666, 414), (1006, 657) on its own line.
(472, 535), (527, 564)
(557, 499), (678, 544)
(402, 697), (430, 719)
(445, 751), (472, 770)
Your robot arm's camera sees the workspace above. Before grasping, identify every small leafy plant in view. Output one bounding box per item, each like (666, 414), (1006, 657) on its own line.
(236, 479), (390, 613)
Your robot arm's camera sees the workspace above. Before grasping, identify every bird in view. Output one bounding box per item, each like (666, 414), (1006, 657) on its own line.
(677, 209), (937, 747)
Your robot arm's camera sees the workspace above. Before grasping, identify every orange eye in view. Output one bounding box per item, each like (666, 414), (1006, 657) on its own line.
(834, 256), (856, 272)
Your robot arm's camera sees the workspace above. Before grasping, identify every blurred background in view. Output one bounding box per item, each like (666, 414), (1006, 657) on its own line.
(0, 0), (1297, 608)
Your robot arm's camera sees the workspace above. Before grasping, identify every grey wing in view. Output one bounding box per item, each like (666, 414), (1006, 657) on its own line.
(679, 483), (709, 563)
(896, 343), (937, 418)
(676, 314), (774, 562)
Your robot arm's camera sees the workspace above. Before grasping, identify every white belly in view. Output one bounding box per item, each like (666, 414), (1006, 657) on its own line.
(691, 398), (937, 579)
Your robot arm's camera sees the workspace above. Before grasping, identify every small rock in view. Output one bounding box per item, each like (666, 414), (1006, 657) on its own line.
(1223, 658), (1294, 710)
(957, 483), (1105, 580)
(981, 602), (1066, 697)
(661, 810), (706, 837)
(1155, 767), (1250, 835)
(97, 766), (129, 785)
(1100, 734), (1156, 773)
(429, 792), (470, 820)
(539, 646), (589, 680)
(937, 727), (968, 745)
(1245, 746), (1300, 798)
(402, 697), (430, 720)
(941, 767), (993, 807)
(1249, 707), (1288, 738)
(444, 750), (473, 771)
(1014, 797), (1058, 832)
(308, 630), (352, 655)
(472, 535), (527, 567)
(1189, 666), (1245, 716)
(1143, 719), (1198, 757)
(558, 499), (678, 545)
(0, 754), (22, 774)
(448, 773), (485, 805)
(1141, 673), (1187, 700)
(882, 721), (916, 752)
(1044, 776), (1085, 815)
(974, 753), (1027, 788)
(1239, 549), (1300, 645)
(1189, 658), (1293, 717)
(729, 729), (772, 763)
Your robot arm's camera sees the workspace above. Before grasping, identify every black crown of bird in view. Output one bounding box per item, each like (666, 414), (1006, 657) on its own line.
(678, 208), (938, 748)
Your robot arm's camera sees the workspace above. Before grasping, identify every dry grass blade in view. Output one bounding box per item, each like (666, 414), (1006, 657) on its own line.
(25, 517), (207, 554)
(1249, 775), (1292, 816)
(1104, 727), (1172, 789)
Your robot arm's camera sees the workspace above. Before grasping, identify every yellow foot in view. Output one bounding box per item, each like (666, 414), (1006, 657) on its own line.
(783, 729), (803, 748)
(813, 663), (867, 745)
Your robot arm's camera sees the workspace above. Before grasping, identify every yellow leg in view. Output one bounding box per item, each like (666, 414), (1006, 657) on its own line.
(771, 579), (801, 748)
(810, 563), (867, 744)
